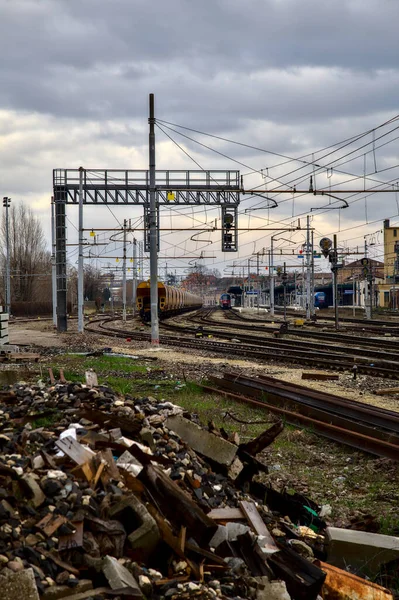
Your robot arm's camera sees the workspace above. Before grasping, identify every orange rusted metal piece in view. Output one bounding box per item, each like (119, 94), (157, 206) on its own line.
(317, 561), (393, 600)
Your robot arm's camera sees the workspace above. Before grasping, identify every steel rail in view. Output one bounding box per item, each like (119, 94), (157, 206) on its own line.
(201, 384), (399, 461)
(221, 372), (399, 433)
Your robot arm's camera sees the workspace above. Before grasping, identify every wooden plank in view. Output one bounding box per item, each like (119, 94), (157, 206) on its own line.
(36, 513), (68, 537)
(207, 507), (245, 521)
(239, 500), (278, 554)
(58, 521), (84, 551)
(239, 421), (284, 456)
(55, 436), (96, 465)
(79, 408), (142, 437)
(146, 503), (201, 580)
(376, 388), (399, 396)
(71, 460), (95, 482)
(39, 548), (80, 576)
(302, 372), (340, 381)
(11, 353), (40, 362)
(59, 368), (67, 383)
(185, 541), (228, 566)
(98, 448), (121, 482)
(48, 368), (55, 385)
(92, 461), (106, 489)
(139, 464), (218, 546)
(178, 526), (186, 553)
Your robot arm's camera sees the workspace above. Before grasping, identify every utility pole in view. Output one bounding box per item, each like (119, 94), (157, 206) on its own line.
(122, 219), (127, 323)
(51, 196), (57, 326)
(78, 167), (84, 333)
(306, 215), (311, 319)
(333, 235), (339, 330)
(270, 238), (275, 316)
(310, 228), (315, 317)
(256, 252), (262, 313)
(247, 258), (251, 309)
(364, 239), (371, 319)
(132, 237), (137, 314)
(2, 197), (11, 315)
(282, 262), (288, 322)
(149, 93), (159, 345)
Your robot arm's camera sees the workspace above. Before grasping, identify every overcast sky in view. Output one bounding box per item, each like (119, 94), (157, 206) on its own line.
(1, 0), (398, 279)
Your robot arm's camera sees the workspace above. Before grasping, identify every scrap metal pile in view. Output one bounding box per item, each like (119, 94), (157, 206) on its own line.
(0, 380), (395, 599)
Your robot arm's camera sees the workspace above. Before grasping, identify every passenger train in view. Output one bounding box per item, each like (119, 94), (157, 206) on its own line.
(136, 281), (203, 322)
(219, 293), (232, 310)
(314, 291), (327, 309)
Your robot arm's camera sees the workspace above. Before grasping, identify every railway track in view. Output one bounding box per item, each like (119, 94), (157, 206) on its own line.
(85, 314), (399, 379)
(262, 308), (399, 333)
(184, 312), (399, 362)
(167, 316), (399, 365)
(204, 372), (399, 460)
(188, 309), (399, 353)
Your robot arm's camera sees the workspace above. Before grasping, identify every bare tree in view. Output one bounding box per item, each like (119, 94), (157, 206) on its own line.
(0, 203), (51, 303)
(83, 264), (103, 301)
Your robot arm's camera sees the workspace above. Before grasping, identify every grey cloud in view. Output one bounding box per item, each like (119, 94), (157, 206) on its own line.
(0, 0), (398, 126)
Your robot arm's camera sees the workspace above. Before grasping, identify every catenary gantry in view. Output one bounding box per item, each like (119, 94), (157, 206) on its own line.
(53, 168), (241, 332)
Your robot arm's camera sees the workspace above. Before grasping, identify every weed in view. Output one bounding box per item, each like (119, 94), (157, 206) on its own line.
(31, 413), (60, 428)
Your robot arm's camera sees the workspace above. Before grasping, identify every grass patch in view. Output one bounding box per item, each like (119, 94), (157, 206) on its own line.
(52, 354), (149, 374)
(31, 413), (60, 428)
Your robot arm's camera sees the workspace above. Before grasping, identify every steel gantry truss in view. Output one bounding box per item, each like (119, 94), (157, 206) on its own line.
(52, 167), (240, 332)
(53, 169), (240, 205)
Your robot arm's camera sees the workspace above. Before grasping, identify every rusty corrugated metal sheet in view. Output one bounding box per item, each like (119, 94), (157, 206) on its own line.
(317, 561), (393, 600)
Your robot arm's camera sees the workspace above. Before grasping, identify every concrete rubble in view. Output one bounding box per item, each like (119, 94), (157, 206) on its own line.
(0, 378), (394, 599)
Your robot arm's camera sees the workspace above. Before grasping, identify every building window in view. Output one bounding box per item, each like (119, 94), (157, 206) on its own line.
(394, 229), (397, 237)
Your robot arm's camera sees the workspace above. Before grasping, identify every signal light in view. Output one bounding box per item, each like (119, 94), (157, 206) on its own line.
(224, 213), (234, 230)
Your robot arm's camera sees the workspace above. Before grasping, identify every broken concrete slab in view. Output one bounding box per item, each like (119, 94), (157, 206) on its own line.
(102, 555), (143, 596)
(255, 577), (291, 600)
(109, 494), (160, 556)
(166, 414), (238, 466)
(209, 522), (251, 549)
(41, 580), (93, 600)
(116, 450), (143, 476)
(21, 473), (46, 507)
(228, 456), (244, 480)
(2, 568), (40, 600)
(326, 527), (399, 575)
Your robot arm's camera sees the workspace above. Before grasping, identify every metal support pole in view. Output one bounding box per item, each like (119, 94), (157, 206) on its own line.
(306, 215), (311, 319)
(132, 237), (137, 314)
(51, 197), (57, 326)
(352, 277), (355, 317)
(270, 239), (275, 316)
(55, 201), (67, 332)
(256, 253), (260, 313)
(268, 250), (271, 309)
(310, 228), (315, 317)
(2, 197), (11, 315)
(149, 94), (159, 345)
(333, 234), (339, 330)
(283, 262), (287, 322)
(77, 167), (84, 333)
(364, 239), (371, 319)
(122, 219), (127, 323)
(247, 259), (251, 309)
